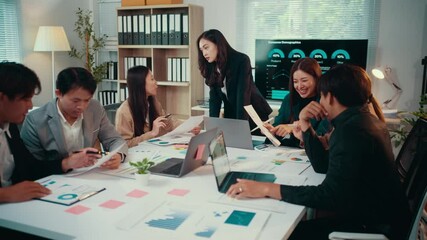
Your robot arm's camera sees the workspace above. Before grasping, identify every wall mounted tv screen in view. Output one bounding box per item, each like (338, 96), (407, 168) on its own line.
(255, 39), (368, 100)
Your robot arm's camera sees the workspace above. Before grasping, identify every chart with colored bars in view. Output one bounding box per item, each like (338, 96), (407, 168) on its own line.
(255, 39), (368, 100)
(137, 201), (270, 239)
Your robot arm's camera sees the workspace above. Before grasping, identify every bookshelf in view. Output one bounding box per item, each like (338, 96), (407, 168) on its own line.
(116, 4), (204, 119)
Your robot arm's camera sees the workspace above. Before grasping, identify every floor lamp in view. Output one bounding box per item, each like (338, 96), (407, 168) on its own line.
(34, 26), (71, 98)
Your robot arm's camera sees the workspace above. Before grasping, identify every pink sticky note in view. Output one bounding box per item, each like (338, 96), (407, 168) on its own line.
(99, 200), (125, 209)
(168, 189), (190, 196)
(126, 189), (148, 198)
(65, 205), (90, 215)
(195, 144), (205, 160)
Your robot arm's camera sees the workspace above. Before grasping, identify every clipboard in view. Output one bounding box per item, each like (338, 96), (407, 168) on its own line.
(36, 177), (106, 206)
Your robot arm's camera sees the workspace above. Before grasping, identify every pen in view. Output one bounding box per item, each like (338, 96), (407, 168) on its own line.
(78, 188), (106, 201)
(164, 113), (172, 118)
(73, 150), (108, 155)
(251, 117), (275, 132)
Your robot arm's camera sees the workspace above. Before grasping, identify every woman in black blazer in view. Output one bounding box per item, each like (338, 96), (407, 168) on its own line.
(197, 29), (272, 133)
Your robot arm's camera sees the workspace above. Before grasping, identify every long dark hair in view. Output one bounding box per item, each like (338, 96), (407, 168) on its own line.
(197, 29), (234, 87)
(319, 64), (385, 122)
(288, 58), (322, 121)
(126, 66), (158, 136)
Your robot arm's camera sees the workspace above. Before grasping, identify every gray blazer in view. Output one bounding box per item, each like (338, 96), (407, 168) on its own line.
(20, 98), (128, 162)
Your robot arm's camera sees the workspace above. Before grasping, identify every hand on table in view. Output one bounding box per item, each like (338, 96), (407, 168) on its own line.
(226, 179), (281, 200)
(0, 181), (51, 203)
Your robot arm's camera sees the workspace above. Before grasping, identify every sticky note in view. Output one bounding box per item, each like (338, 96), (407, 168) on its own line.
(195, 144), (205, 160)
(65, 205), (90, 215)
(174, 144), (188, 149)
(99, 200), (125, 209)
(168, 189), (190, 196)
(126, 189), (148, 198)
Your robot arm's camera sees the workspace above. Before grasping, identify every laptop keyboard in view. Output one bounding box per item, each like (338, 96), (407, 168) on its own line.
(162, 163), (182, 175)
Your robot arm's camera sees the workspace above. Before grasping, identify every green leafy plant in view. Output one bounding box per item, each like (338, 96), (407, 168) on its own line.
(390, 93), (427, 147)
(129, 158), (155, 175)
(69, 8), (107, 83)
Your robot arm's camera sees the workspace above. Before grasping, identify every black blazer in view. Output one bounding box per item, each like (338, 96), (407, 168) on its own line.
(7, 124), (62, 184)
(209, 51), (272, 122)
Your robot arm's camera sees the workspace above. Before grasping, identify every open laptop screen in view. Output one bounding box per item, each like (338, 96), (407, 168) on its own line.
(209, 132), (231, 187)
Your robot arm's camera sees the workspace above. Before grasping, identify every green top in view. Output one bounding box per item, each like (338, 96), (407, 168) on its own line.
(268, 94), (330, 147)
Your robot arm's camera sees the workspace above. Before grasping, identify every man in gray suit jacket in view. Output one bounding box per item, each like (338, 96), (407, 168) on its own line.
(21, 67), (127, 173)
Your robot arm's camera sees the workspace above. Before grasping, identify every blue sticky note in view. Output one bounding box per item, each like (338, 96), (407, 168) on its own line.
(148, 138), (160, 142)
(224, 210), (255, 226)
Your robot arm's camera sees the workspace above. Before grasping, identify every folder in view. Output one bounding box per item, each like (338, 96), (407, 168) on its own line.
(174, 13), (182, 45)
(126, 15), (133, 45)
(176, 57), (181, 82)
(156, 14), (162, 45)
(182, 13), (189, 45)
(118, 15), (124, 45)
(132, 14), (139, 44)
(172, 58), (177, 82)
(161, 14), (168, 45)
(167, 58), (172, 81)
(168, 13), (175, 45)
(144, 15), (151, 45)
(151, 14), (157, 45)
(138, 14), (145, 45)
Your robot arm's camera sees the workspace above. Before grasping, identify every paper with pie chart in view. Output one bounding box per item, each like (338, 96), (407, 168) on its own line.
(36, 177), (105, 206)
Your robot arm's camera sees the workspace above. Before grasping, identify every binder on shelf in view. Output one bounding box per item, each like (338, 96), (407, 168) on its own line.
(174, 13), (182, 45)
(151, 14), (157, 45)
(132, 14), (139, 45)
(176, 58), (181, 82)
(126, 15), (133, 45)
(156, 14), (162, 45)
(161, 14), (168, 45)
(168, 13), (175, 45)
(172, 58), (177, 81)
(182, 13), (189, 45)
(167, 58), (172, 81)
(145, 15), (151, 45)
(118, 15), (124, 45)
(138, 14), (145, 45)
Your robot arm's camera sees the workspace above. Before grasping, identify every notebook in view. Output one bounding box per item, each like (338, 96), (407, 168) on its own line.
(209, 131), (277, 193)
(204, 117), (254, 150)
(148, 128), (218, 177)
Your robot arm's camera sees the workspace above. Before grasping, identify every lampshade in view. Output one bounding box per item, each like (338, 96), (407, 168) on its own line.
(34, 26), (70, 52)
(371, 65), (402, 110)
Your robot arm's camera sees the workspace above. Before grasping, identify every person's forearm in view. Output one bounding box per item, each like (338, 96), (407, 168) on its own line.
(264, 183), (282, 200)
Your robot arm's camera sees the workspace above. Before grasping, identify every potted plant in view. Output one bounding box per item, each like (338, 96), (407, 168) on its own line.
(68, 8), (108, 83)
(129, 158), (155, 185)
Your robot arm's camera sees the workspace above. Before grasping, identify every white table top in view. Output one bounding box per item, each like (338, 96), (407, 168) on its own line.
(0, 141), (325, 240)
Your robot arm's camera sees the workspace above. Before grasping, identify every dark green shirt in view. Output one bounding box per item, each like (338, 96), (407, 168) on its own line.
(269, 94), (330, 147)
(281, 105), (411, 239)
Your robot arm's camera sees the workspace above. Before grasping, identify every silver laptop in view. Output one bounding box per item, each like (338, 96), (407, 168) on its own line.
(148, 128), (217, 178)
(204, 117), (253, 150)
(209, 130), (276, 193)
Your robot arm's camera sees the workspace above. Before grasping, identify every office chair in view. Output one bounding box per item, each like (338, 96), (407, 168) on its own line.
(329, 117), (427, 240)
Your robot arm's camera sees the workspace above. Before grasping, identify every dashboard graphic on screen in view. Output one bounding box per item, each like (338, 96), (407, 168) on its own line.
(255, 39), (368, 100)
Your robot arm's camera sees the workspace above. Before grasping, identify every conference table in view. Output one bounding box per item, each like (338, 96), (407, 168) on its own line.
(0, 138), (325, 239)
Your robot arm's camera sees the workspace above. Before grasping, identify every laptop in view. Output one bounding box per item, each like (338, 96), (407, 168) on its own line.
(148, 128), (217, 178)
(209, 131), (277, 193)
(204, 117), (254, 149)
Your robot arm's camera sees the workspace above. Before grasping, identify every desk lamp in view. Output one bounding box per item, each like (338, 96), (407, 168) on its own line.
(372, 66), (402, 110)
(34, 26), (71, 98)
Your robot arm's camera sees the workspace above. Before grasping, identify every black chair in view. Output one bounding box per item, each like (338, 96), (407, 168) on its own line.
(103, 102), (121, 125)
(98, 90), (117, 106)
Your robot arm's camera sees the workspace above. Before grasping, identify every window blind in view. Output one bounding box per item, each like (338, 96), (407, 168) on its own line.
(0, 0), (21, 62)
(236, 0), (380, 70)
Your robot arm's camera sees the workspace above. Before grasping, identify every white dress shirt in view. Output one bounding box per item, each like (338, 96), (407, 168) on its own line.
(0, 123), (15, 187)
(57, 103), (84, 154)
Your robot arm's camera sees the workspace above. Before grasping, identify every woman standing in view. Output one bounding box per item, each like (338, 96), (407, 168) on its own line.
(197, 29), (272, 133)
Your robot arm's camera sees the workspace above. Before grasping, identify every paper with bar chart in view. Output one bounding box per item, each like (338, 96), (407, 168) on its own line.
(117, 201), (270, 239)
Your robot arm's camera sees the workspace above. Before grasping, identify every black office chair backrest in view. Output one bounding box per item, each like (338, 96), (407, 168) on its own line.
(398, 117), (427, 212)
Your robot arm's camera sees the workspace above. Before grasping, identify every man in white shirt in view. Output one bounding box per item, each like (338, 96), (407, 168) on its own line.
(0, 62), (51, 203)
